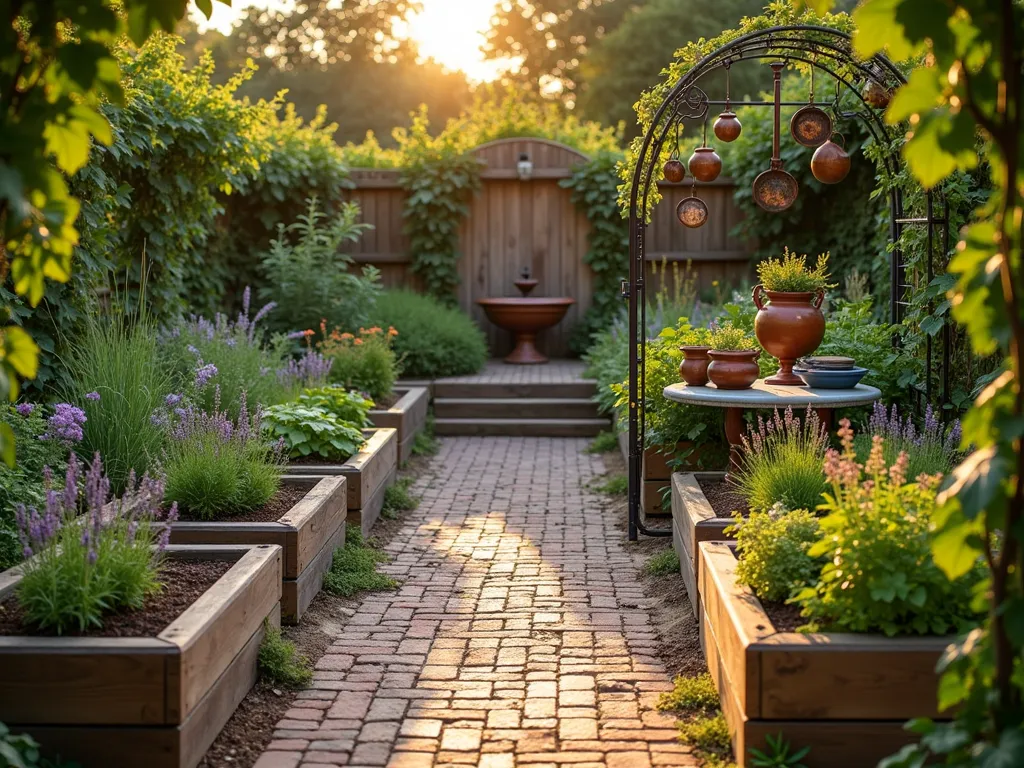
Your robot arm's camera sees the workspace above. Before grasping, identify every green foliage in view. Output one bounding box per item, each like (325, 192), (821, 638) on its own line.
(258, 623), (312, 688)
(734, 408), (829, 513)
(586, 431), (620, 454)
(298, 387), (373, 430)
(318, 327), (399, 402)
(748, 734), (811, 768)
(0, 722), (78, 768)
(561, 153), (629, 351)
(710, 325), (757, 352)
(583, 320), (630, 417)
(658, 673), (720, 713)
(643, 549), (680, 578)
(258, 198), (379, 336)
(382, 477), (419, 519)
(323, 527), (398, 597)
(729, 507), (823, 604)
(756, 250), (835, 294)
(61, 311), (173, 493)
(261, 404), (365, 462)
(411, 419), (440, 458)
(679, 712), (733, 755)
(596, 475), (628, 496)
(0, 406), (69, 571)
(368, 290), (487, 378)
(793, 423), (984, 637)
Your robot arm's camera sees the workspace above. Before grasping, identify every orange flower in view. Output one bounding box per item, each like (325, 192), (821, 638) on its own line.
(367, 326), (383, 334)
(354, 338), (363, 346)
(320, 319), (327, 335)
(340, 332), (354, 341)
(303, 329), (315, 337)
(388, 327), (399, 337)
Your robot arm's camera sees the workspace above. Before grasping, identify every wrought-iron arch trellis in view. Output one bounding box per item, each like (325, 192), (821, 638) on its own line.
(624, 25), (950, 540)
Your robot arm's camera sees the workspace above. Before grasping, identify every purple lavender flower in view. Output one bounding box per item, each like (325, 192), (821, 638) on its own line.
(194, 363), (218, 389)
(41, 403), (87, 443)
(85, 391), (101, 401)
(187, 344), (200, 356)
(165, 393), (182, 407)
(277, 350), (333, 389)
(15, 403), (34, 417)
(150, 410), (169, 428)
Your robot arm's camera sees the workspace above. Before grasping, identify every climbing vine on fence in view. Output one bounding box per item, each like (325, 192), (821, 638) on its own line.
(562, 152), (629, 351)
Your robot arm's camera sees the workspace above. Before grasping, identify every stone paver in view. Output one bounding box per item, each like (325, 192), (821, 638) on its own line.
(261, 436), (696, 768)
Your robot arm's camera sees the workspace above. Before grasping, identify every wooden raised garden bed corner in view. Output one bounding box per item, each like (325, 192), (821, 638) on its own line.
(368, 385), (429, 463)
(168, 476), (346, 624)
(0, 543), (282, 768)
(671, 471), (733, 617)
(698, 541), (951, 768)
(286, 427), (398, 537)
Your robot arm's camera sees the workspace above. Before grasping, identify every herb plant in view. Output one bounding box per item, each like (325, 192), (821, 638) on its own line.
(735, 408), (829, 513)
(258, 623), (313, 688)
(323, 526), (398, 597)
(857, 402), (962, 479)
(15, 454), (176, 635)
(709, 324), (757, 352)
(298, 386), (373, 428)
(756, 249), (835, 293)
(728, 505), (823, 603)
(793, 422), (984, 637)
(749, 734), (811, 768)
(161, 392), (283, 521)
(317, 325), (398, 401)
(261, 404), (365, 461)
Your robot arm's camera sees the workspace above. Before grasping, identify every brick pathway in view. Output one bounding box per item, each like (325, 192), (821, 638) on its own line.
(256, 437), (696, 768)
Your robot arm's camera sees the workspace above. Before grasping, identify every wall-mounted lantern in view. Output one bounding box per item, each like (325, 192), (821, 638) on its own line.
(517, 152), (533, 181)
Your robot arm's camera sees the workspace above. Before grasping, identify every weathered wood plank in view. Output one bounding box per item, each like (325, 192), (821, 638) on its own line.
(339, 428), (397, 510)
(368, 386), (429, 464)
(283, 477), (347, 578)
(282, 519), (346, 624)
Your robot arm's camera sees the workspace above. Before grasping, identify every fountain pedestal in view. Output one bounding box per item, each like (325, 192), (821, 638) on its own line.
(476, 297), (576, 364)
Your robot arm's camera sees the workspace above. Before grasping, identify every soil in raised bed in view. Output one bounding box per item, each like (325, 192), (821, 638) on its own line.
(370, 392), (400, 410)
(697, 476), (750, 519)
(290, 452), (357, 466)
(176, 484), (310, 523)
(0, 559), (231, 637)
(761, 599), (805, 633)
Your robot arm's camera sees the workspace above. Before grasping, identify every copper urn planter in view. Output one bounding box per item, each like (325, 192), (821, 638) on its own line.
(752, 285), (826, 386)
(679, 346), (712, 386)
(707, 349), (760, 390)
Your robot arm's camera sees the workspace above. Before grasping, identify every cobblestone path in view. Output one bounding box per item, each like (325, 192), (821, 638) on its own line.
(256, 437), (696, 768)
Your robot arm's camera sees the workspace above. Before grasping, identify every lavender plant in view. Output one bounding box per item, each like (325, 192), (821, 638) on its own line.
(159, 390), (284, 521)
(856, 402), (962, 479)
(735, 407), (830, 513)
(162, 287), (332, 419)
(15, 453), (175, 634)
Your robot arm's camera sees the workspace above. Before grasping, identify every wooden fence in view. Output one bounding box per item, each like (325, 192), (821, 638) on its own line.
(345, 138), (753, 357)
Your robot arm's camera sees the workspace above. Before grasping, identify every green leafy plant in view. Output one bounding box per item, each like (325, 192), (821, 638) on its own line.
(658, 673), (720, 713)
(411, 418), (440, 457)
(258, 622), (312, 688)
(728, 506), (823, 604)
(586, 431), (620, 454)
(0, 722), (78, 768)
(61, 310), (174, 493)
(368, 290), (487, 378)
(734, 408), (829, 514)
(749, 734), (811, 768)
(596, 475), (628, 496)
(298, 386), (374, 429)
(756, 249), (835, 293)
(856, 402), (962, 480)
(382, 477), (419, 520)
(322, 527), (399, 597)
(679, 712), (732, 756)
(15, 454), (173, 635)
(317, 326), (398, 402)
(161, 394), (283, 521)
(710, 324), (757, 352)
(643, 549), (680, 577)
(261, 404), (365, 462)
(259, 197), (380, 336)
(793, 421), (984, 637)
(583, 319), (630, 417)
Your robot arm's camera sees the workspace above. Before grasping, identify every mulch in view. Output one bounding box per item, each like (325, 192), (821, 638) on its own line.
(762, 599), (805, 633)
(371, 392), (401, 410)
(0, 559), (232, 637)
(697, 476), (750, 519)
(176, 485), (310, 524)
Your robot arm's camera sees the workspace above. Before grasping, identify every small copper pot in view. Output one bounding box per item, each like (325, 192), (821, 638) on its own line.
(811, 134), (851, 184)
(663, 158), (686, 183)
(714, 111), (742, 142)
(689, 147), (722, 183)
(707, 349), (760, 389)
(679, 346), (711, 386)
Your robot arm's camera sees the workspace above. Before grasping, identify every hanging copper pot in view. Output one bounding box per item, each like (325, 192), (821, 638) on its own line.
(811, 133), (851, 184)
(663, 159), (686, 183)
(862, 79), (891, 109)
(713, 65), (742, 142)
(689, 147), (722, 183)
(753, 62), (798, 212)
(676, 184), (708, 229)
(790, 68), (831, 148)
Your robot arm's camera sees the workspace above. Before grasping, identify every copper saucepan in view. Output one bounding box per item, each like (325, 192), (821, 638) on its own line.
(752, 62), (798, 212)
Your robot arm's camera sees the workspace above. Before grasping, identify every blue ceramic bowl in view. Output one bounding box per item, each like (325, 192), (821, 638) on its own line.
(792, 366), (868, 389)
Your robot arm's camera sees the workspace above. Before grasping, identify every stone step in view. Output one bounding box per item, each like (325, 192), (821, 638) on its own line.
(434, 417), (609, 437)
(433, 397), (601, 420)
(432, 380), (598, 400)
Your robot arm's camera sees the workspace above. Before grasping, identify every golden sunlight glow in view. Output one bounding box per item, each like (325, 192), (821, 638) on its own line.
(194, 0), (504, 82)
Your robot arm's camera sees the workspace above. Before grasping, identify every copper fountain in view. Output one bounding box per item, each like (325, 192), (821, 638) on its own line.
(476, 269), (575, 365)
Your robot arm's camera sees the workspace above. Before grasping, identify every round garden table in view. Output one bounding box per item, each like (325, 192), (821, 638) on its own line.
(663, 379), (882, 473)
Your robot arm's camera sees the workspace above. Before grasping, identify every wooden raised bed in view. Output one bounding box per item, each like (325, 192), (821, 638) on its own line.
(671, 471), (733, 617)
(0, 544), (282, 768)
(368, 386), (429, 464)
(699, 541), (951, 768)
(168, 477), (346, 623)
(287, 427), (398, 537)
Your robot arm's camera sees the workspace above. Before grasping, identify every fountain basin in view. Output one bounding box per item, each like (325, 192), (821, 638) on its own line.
(477, 297), (575, 364)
